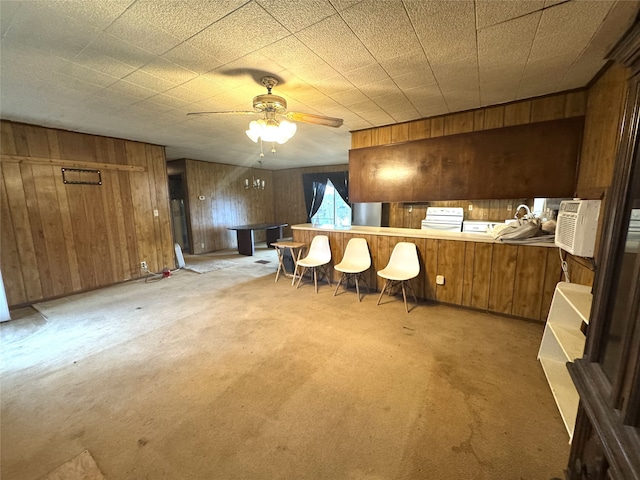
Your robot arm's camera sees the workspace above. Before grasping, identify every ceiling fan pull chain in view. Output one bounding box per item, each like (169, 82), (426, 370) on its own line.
(271, 143), (276, 154)
(259, 138), (265, 158)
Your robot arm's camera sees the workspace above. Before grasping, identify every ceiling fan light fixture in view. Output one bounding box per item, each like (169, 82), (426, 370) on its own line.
(245, 118), (297, 145)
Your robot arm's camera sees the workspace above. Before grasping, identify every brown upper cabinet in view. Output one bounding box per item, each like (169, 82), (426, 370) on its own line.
(349, 116), (584, 203)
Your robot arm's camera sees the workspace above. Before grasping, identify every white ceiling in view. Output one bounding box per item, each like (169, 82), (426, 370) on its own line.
(0, 0), (637, 170)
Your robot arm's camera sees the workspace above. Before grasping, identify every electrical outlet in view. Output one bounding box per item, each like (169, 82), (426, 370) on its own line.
(140, 261), (147, 271)
(436, 275), (445, 285)
(201, 243), (205, 249)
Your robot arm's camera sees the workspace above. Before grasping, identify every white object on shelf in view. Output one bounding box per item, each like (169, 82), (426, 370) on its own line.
(537, 281), (592, 442)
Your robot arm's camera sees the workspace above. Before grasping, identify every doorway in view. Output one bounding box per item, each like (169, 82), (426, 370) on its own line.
(168, 174), (190, 254)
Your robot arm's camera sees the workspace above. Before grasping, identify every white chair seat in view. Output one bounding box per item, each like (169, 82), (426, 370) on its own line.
(295, 235), (332, 293)
(333, 237), (371, 301)
(376, 242), (420, 313)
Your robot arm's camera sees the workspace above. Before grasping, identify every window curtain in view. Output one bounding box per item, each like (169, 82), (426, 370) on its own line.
(302, 171), (349, 222)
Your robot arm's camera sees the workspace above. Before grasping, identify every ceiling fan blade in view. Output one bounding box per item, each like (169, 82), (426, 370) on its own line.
(284, 112), (344, 128)
(187, 111), (257, 116)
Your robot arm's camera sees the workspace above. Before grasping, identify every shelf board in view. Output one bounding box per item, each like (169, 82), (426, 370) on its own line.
(556, 282), (593, 324)
(539, 356), (579, 441)
(548, 323), (586, 361)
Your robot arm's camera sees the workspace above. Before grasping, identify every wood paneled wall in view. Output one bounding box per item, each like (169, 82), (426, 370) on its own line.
(569, 63), (630, 286)
(292, 229), (561, 322)
(388, 199), (534, 229)
(351, 90), (587, 149)
(175, 159), (275, 255)
(273, 164), (349, 238)
(1, 121), (174, 307)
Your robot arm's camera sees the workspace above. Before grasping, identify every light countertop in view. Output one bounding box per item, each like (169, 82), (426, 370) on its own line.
(291, 223), (557, 247)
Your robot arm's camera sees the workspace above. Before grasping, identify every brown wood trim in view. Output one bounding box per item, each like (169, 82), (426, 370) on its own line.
(1, 154), (147, 172)
(568, 360), (640, 479)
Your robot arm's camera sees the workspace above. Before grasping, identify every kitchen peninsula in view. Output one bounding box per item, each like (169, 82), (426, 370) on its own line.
(292, 224), (561, 322)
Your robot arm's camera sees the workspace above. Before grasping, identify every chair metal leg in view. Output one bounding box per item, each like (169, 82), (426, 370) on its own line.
(333, 273), (344, 296)
(407, 280), (418, 305)
(296, 266), (306, 289)
(377, 279), (389, 305)
(401, 281), (408, 313)
(355, 276), (361, 302)
(313, 268), (318, 293)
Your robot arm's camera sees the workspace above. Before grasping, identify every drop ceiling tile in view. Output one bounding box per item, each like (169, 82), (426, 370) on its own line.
(340, 0), (423, 61)
(180, 75), (228, 98)
(105, 11), (184, 56)
(123, 69), (177, 93)
(187, 2), (289, 65)
(123, 1), (227, 42)
(580, 0), (640, 58)
(556, 57), (606, 91)
(358, 78), (400, 100)
(258, 36), (340, 86)
(442, 90), (480, 110)
(161, 43), (224, 74)
(403, 85), (443, 102)
(0, 1), (22, 37)
(303, 95), (342, 112)
(517, 82), (558, 99)
(218, 52), (288, 83)
(313, 75), (354, 96)
(373, 92), (414, 111)
(367, 113), (397, 127)
(76, 33), (157, 71)
(477, 12), (539, 73)
(55, 61), (119, 88)
(295, 14), (375, 73)
(278, 78), (325, 104)
(104, 80), (159, 102)
(331, 0), (366, 11)
(392, 70), (439, 91)
(380, 52), (435, 79)
(342, 64), (390, 88)
(38, 0), (132, 30)
(522, 53), (576, 82)
(476, 0), (544, 29)
(433, 60), (479, 93)
(532, 0), (613, 53)
(479, 67), (522, 86)
(138, 58), (199, 86)
(405, 0), (476, 63)
(348, 98), (389, 117)
(139, 93), (191, 110)
(330, 88), (369, 106)
(4, 2), (100, 61)
(256, 0), (336, 33)
(162, 84), (213, 103)
(392, 110), (421, 123)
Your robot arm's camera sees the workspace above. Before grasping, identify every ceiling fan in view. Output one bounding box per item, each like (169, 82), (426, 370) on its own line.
(186, 76), (344, 131)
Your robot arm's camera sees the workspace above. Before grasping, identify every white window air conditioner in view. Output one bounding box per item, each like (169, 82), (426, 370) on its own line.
(555, 199), (602, 257)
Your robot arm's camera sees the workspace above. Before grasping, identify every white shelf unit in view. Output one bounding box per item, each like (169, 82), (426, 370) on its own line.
(537, 281), (593, 442)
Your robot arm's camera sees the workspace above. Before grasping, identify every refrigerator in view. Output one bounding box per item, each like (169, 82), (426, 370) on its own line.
(352, 203), (383, 226)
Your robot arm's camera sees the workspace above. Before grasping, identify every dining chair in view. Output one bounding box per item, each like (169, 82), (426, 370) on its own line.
(333, 237), (371, 302)
(295, 235), (332, 293)
(376, 242), (420, 313)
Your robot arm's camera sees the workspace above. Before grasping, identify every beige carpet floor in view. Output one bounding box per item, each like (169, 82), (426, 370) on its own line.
(1, 244), (569, 479)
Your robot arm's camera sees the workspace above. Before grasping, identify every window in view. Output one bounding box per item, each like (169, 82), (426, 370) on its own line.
(310, 179), (351, 227)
